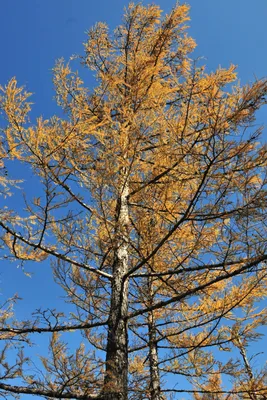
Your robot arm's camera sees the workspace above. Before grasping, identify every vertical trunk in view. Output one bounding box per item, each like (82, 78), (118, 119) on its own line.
(148, 278), (162, 400)
(236, 337), (257, 400)
(103, 178), (129, 400)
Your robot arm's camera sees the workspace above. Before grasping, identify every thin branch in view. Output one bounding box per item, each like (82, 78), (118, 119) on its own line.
(127, 254), (267, 319)
(0, 382), (101, 399)
(0, 221), (112, 280)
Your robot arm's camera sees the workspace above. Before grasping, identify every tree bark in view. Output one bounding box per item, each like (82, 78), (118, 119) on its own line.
(103, 178), (129, 400)
(148, 278), (162, 400)
(236, 337), (257, 400)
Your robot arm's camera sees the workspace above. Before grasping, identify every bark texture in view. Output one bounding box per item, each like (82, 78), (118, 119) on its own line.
(236, 338), (257, 400)
(148, 279), (162, 400)
(103, 179), (129, 400)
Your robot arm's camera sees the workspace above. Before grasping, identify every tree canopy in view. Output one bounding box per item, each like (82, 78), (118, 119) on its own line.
(0, 3), (267, 400)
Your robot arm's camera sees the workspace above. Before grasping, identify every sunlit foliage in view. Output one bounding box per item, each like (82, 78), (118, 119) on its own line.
(0, 3), (266, 400)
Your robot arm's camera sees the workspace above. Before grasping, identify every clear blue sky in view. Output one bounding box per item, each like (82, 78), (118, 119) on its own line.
(0, 1), (266, 398)
(1, 0), (267, 117)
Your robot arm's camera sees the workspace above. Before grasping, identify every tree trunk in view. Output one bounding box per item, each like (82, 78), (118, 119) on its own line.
(103, 178), (129, 400)
(236, 338), (257, 400)
(148, 279), (162, 400)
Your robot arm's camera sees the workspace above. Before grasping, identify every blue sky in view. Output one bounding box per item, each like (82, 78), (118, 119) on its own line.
(0, 1), (267, 398)
(1, 0), (267, 117)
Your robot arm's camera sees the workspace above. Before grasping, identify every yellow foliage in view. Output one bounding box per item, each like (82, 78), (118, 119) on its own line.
(0, 3), (266, 399)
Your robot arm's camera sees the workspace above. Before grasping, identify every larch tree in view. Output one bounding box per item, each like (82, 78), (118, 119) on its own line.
(0, 3), (267, 400)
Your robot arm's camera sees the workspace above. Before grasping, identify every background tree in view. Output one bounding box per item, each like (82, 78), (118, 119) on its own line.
(0, 3), (267, 400)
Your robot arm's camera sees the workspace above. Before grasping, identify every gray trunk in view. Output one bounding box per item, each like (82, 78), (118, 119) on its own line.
(103, 179), (129, 400)
(148, 279), (162, 400)
(236, 338), (257, 400)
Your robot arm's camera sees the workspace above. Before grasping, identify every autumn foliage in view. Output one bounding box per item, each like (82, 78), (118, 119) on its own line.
(0, 3), (267, 400)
